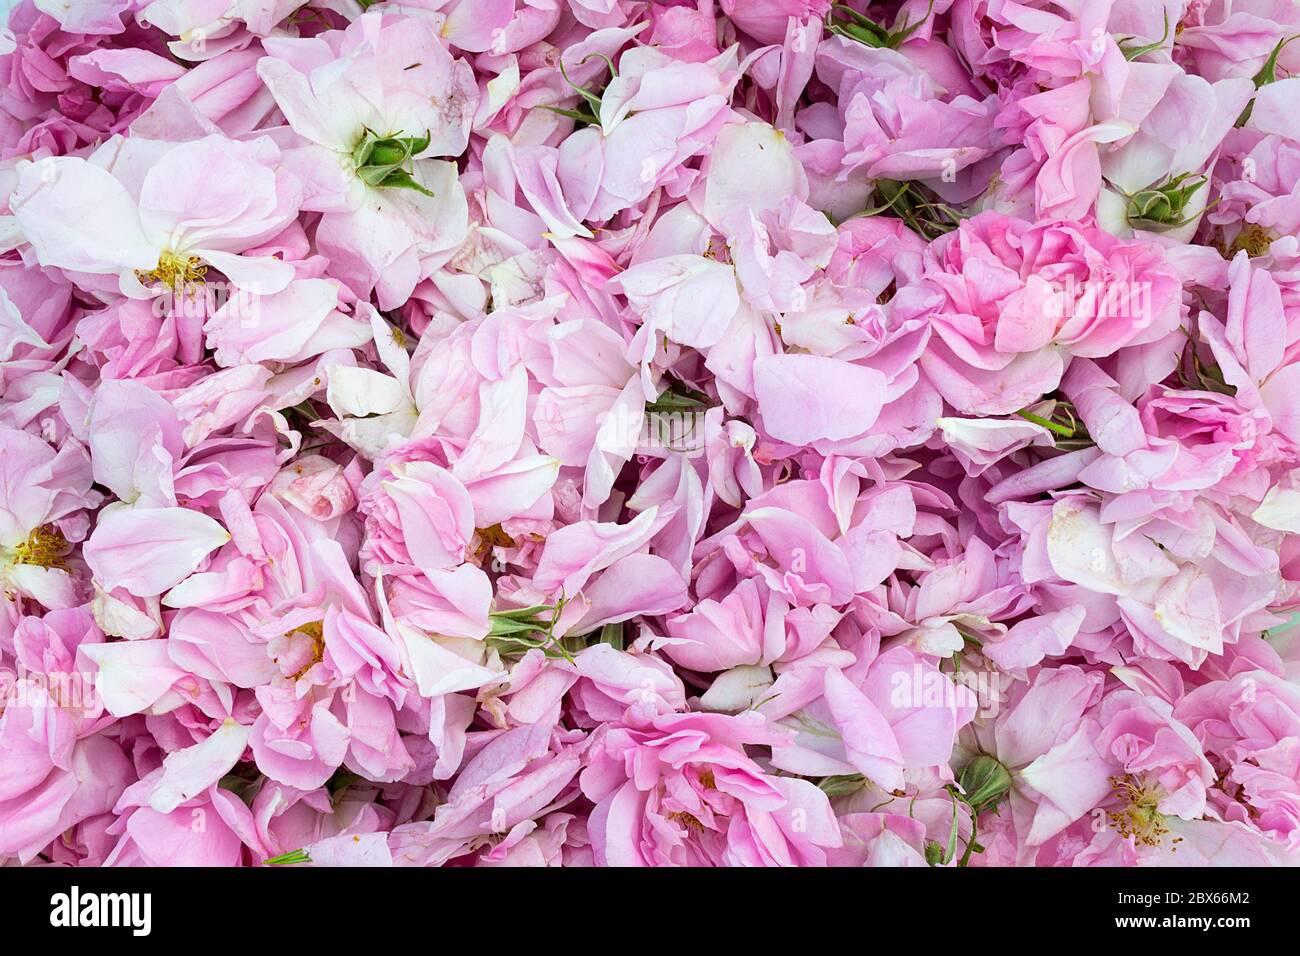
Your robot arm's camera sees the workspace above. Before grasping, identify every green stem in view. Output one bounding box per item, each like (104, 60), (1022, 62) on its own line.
(959, 811), (980, 867)
(1015, 409), (1075, 437)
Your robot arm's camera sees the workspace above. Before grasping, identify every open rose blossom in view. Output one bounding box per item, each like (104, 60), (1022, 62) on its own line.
(2, 0), (1300, 879)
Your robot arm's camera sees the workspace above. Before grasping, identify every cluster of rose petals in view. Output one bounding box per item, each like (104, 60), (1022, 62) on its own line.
(3, 0), (1300, 869)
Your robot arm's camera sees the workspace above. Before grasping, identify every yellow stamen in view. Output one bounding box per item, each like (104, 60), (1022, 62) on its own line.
(665, 810), (705, 832)
(12, 526), (68, 568)
(284, 621), (325, 681)
(1108, 775), (1184, 849)
(475, 524), (516, 560)
(136, 250), (207, 289)
(1228, 223), (1275, 259)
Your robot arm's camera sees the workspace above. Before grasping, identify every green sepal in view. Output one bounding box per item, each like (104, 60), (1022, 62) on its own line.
(372, 168), (435, 197)
(263, 848), (311, 866)
(817, 773), (867, 797)
(957, 754), (1013, 816)
(1118, 11), (1170, 61)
